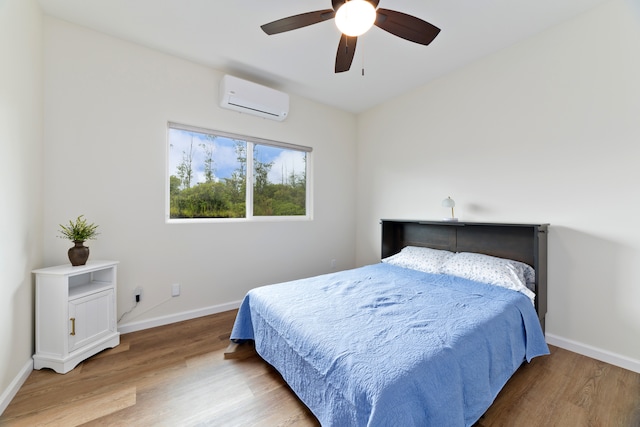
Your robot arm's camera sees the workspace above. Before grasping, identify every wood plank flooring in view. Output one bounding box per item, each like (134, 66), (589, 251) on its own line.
(1, 310), (639, 426)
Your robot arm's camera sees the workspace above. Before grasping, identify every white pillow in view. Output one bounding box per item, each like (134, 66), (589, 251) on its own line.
(441, 252), (536, 304)
(510, 259), (536, 290)
(382, 246), (454, 274)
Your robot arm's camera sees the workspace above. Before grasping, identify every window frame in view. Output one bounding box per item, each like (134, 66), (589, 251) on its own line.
(166, 122), (313, 223)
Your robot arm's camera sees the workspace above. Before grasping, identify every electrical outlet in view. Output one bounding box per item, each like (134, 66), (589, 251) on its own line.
(133, 286), (143, 303)
(330, 259), (337, 269)
(171, 283), (180, 297)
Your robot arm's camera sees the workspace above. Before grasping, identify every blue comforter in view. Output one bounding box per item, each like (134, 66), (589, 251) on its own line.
(231, 263), (549, 426)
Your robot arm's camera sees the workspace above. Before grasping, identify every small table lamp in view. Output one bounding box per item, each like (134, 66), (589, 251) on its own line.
(442, 196), (458, 222)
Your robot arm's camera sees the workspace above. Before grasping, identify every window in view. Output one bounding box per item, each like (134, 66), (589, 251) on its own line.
(167, 123), (312, 221)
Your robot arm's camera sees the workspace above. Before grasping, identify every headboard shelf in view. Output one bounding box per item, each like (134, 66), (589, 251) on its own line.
(381, 219), (549, 331)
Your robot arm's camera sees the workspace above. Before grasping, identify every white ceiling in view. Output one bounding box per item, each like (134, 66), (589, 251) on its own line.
(37, 0), (608, 113)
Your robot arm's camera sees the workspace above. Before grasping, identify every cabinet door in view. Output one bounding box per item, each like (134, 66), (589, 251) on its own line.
(68, 289), (115, 353)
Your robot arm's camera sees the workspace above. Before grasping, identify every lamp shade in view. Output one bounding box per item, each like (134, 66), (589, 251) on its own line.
(335, 0), (377, 37)
(441, 197), (455, 208)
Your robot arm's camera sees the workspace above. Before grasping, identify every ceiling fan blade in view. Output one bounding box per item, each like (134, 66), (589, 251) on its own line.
(261, 9), (335, 35)
(375, 8), (440, 46)
(335, 34), (357, 73)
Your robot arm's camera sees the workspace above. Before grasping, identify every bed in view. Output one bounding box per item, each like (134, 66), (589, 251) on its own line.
(229, 220), (550, 426)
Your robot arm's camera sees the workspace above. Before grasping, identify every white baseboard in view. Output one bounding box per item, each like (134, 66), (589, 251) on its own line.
(546, 333), (640, 374)
(0, 358), (33, 416)
(117, 300), (242, 334)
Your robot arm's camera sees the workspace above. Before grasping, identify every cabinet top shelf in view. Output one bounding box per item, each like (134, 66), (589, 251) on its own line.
(33, 260), (119, 276)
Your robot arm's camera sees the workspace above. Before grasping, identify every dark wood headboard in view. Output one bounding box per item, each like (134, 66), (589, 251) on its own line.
(381, 220), (549, 331)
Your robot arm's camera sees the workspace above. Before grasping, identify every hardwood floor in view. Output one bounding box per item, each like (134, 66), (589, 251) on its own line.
(2, 310), (639, 426)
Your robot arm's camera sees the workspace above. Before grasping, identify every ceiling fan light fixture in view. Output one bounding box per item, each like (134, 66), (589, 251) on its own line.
(335, 0), (376, 37)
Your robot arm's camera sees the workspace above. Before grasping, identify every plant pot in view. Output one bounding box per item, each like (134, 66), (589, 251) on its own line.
(68, 241), (90, 266)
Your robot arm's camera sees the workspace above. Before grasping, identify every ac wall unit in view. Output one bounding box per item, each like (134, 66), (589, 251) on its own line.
(219, 75), (289, 121)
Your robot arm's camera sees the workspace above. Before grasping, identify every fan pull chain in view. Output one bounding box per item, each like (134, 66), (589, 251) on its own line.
(361, 39), (365, 76)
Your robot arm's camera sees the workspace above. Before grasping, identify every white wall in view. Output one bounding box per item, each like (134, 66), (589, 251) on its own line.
(42, 17), (357, 329)
(357, 0), (640, 369)
(0, 0), (44, 411)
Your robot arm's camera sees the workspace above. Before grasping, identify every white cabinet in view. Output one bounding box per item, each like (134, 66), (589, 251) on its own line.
(33, 260), (120, 374)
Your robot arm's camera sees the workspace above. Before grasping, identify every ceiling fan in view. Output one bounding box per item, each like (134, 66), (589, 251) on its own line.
(260, 0), (441, 73)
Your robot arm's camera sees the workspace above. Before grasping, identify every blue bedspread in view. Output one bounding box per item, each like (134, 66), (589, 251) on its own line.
(231, 263), (549, 426)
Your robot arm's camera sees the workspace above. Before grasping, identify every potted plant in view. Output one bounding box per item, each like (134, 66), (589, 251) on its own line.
(58, 215), (100, 266)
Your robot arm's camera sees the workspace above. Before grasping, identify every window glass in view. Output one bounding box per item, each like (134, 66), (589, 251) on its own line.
(168, 123), (310, 220)
(253, 145), (307, 216)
